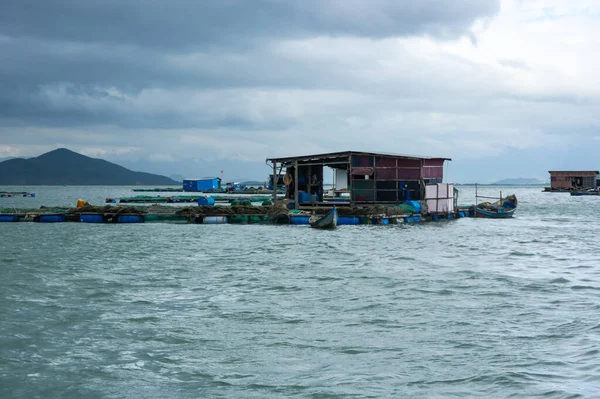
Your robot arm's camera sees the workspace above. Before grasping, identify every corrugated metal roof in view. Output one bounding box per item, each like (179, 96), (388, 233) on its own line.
(548, 171), (599, 173)
(267, 150), (451, 163)
(183, 177), (221, 181)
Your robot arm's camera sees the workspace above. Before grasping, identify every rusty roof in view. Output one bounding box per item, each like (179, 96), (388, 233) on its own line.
(267, 150), (451, 164)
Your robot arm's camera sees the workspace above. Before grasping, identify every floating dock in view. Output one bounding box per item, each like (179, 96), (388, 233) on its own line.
(0, 203), (475, 225)
(132, 188), (184, 192)
(106, 195), (282, 204)
(131, 187), (284, 195)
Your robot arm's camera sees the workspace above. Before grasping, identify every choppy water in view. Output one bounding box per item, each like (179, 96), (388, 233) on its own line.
(1, 186), (600, 398)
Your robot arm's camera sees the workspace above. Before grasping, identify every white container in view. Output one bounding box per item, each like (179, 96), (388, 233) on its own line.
(203, 216), (228, 224)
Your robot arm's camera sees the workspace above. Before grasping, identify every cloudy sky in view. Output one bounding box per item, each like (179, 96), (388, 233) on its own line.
(1, 0), (599, 182)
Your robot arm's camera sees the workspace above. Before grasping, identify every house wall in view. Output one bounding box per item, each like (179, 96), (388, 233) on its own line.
(196, 179), (219, 191)
(183, 178), (220, 191)
(335, 168), (348, 190)
(349, 155), (446, 203)
(549, 171), (598, 189)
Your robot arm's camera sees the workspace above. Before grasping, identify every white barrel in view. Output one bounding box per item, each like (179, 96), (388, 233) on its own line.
(203, 216), (228, 224)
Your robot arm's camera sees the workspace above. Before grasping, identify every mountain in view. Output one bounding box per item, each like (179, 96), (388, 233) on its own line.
(169, 174), (185, 182)
(0, 148), (180, 185)
(491, 178), (548, 185)
(0, 156), (29, 162)
(116, 158), (269, 183)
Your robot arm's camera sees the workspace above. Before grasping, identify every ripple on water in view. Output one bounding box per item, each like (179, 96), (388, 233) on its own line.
(1, 186), (599, 398)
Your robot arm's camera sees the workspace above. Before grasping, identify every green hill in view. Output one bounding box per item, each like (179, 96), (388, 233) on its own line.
(0, 148), (179, 185)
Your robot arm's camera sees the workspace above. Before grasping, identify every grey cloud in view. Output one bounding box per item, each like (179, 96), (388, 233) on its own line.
(11, 0), (589, 184)
(0, 0), (501, 130)
(1, 0), (500, 48)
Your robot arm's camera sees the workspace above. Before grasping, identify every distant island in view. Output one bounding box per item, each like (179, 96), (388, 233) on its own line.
(491, 178), (548, 185)
(0, 148), (179, 185)
(458, 178), (548, 186)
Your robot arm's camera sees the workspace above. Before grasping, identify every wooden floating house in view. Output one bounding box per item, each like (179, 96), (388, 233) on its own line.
(545, 171), (600, 192)
(266, 150), (451, 209)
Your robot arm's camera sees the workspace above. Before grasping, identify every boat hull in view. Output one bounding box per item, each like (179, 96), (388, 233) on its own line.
(475, 208), (516, 218)
(570, 191), (600, 196)
(309, 208), (338, 229)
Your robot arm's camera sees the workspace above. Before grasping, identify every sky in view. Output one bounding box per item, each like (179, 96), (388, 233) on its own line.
(1, 0), (599, 183)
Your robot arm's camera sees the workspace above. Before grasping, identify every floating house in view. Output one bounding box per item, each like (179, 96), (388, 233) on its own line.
(266, 151), (451, 209)
(268, 174), (285, 191)
(547, 171), (600, 191)
(183, 177), (221, 192)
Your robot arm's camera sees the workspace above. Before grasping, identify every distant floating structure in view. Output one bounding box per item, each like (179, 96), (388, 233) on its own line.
(544, 171), (600, 192)
(183, 177), (221, 192)
(0, 191), (35, 198)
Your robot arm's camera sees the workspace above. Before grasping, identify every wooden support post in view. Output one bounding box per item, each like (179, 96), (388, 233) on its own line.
(474, 184), (478, 218)
(272, 161), (277, 204)
(308, 165), (312, 200)
(447, 183), (450, 213)
(294, 161), (299, 206)
(349, 154), (353, 204)
(436, 183), (439, 214)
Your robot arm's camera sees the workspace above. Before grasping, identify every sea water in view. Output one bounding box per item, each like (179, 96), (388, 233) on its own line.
(1, 186), (599, 398)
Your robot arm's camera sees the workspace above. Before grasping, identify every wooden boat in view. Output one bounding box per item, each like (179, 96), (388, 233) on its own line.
(475, 194), (517, 218)
(570, 189), (600, 196)
(309, 207), (338, 229)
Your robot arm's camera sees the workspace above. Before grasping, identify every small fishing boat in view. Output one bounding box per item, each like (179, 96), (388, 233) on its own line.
(475, 194), (518, 218)
(309, 207), (338, 229)
(570, 189), (600, 196)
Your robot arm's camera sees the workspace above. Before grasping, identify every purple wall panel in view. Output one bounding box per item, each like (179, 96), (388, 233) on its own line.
(397, 159), (421, 168)
(375, 168), (397, 179)
(375, 157), (396, 167)
(423, 159), (444, 167)
(423, 166), (443, 179)
(397, 168), (420, 179)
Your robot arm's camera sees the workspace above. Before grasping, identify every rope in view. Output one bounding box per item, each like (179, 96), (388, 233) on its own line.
(283, 173), (293, 186)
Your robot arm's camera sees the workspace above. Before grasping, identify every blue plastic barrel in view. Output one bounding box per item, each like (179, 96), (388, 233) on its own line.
(290, 215), (310, 225)
(403, 200), (421, 213)
(39, 214), (66, 223)
(198, 196), (215, 206)
(80, 214), (104, 223)
(298, 192), (311, 203)
(337, 216), (359, 225)
(0, 215), (19, 222)
(117, 215), (144, 223)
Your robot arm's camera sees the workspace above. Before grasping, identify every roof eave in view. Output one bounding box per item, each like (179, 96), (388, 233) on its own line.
(267, 150), (451, 164)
